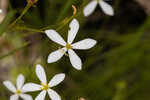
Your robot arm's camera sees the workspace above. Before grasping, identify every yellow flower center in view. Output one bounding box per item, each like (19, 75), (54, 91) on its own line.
(40, 83), (49, 91)
(66, 43), (72, 50)
(16, 89), (21, 95)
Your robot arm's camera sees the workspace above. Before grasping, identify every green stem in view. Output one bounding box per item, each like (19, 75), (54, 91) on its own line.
(56, 0), (74, 23)
(15, 15), (74, 34)
(10, 3), (31, 27)
(15, 26), (45, 33)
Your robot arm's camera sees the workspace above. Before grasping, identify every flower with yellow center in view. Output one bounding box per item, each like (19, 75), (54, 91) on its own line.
(83, 0), (114, 17)
(3, 74), (33, 100)
(40, 83), (49, 91)
(22, 64), (65, 100)
(45, 18), (97, 70)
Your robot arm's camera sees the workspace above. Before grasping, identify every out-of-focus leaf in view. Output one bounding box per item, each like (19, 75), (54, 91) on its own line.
(0, 10), (16, 36)
(0, 42), (29, 60)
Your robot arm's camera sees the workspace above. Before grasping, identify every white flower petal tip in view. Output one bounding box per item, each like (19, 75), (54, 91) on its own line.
(72, 39), (97, 50)
(36, 64), (47, 84)
(49, 73), (65, 87)
(20, 94), (33, 100)
(10, 94), (19, 100)
(45, 29), (66, 46)
(0, 9), (2, 13)
(68, 18), (79, 44)
(48, 89), (61, 100)
(75, 67), (82, 70)
(47, 48), (67, 63)
(3, 81), (16, 93)
(71, 18), (78, 24)
(99, 1), (114, 16)
(83, 1), (97, 17)
(68, 50), (82, 70)
(35, 91), (46, 100)
(75, 65), (82, 70)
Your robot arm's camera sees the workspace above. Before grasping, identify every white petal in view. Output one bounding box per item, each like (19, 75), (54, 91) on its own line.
(48, 73), (65, 87)
(99, 0), (114, 16)
(48, 89), (61, 100)
(68, 49), (82, 70)
(3, 81), (16, 93)
(35, 91), (46, 100)
(67, 19), (79, 44)
(45, 29), (66, 46)
(16, 74), (25, 89)
(72, 39), (97, 50)
(22, 83), (41, 92)
(83, 1), (97, 16)
(10, 94), (19, 100)
(36, 64), (47, 84)
(20, 94), (33, 100)
(48, 48), (67, 63)
(0, 9), (2, 13)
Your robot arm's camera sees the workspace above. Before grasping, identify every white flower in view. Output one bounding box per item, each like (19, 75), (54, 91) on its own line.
(0, 9), (2, 13)
(83, 0), (114, 16)
(3, 74), (33, 100)
(45, 18), (97, 70)
(22, 64), (65, 100)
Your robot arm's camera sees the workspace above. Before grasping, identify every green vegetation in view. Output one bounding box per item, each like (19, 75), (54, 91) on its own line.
(0, 0), (150, 100)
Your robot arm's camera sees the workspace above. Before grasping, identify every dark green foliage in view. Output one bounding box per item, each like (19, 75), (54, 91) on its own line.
(0, 0), (150, 100)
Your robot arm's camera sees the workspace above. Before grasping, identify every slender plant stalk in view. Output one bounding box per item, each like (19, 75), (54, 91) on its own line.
(56, 15), (74, 31)
(10, 3), (31, 27)
(15, 26), (44, 33)
(15, 15), (74, 34)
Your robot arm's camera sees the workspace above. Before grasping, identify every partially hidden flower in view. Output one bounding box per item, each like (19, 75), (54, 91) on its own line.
(3, 74), (33, 100)
(22, 64), (65, 100)
(0, 9), (2, 13)
(83, 0), (114, 16)
(45, 18), (97, 70)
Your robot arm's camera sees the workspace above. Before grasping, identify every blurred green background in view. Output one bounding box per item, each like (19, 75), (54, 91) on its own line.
(0, 0), (150, 100)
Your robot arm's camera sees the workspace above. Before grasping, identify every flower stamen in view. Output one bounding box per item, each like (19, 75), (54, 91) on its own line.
(16, 89), (21, 95)
(66, 43), (72, 50)
(40, 83), (49, 91)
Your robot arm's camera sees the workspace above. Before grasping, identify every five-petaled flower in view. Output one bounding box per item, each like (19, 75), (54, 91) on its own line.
(83, 0), (114, 16)
(45, 18), (97, 70)
(22, 64), (65, 100)
(3, 74), (33, 100)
